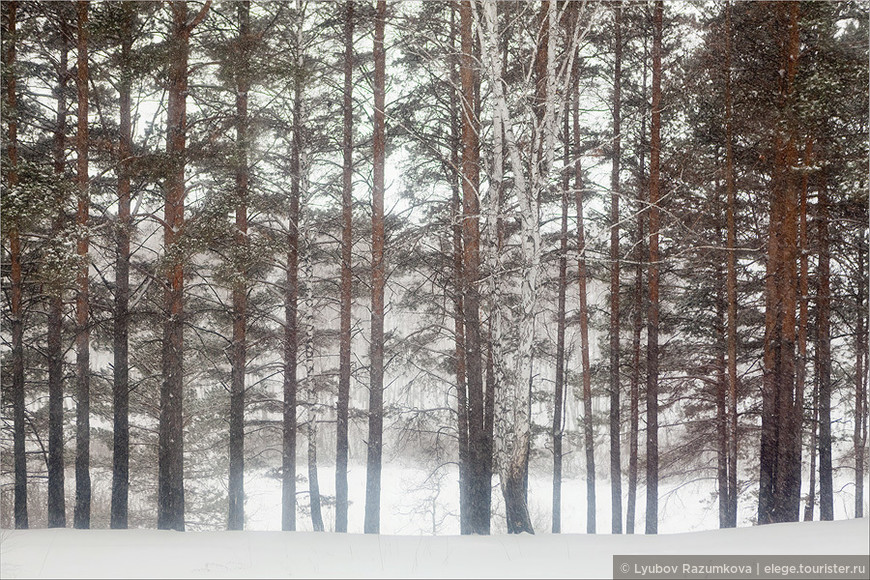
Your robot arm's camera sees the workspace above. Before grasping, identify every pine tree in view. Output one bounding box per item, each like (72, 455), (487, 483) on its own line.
(364, 0), (387, 535)
(645, 0), (663, 535)
(158, 0), (211, 532)
(608, 3), (623, 534)
(335, 0), (355, 535)
(459, 0), (489, 536)
(758, 1), (802, 525)
(111, 0), (135, 530)
(73, 0), (91, 530)
(4, 0), (28, 530)
(227, 0), (251, 532)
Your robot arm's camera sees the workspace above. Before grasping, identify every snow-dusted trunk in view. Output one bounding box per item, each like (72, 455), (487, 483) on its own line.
(759, 1), (803, 526)
(723, 1), (739, 529)
(5, 0), (28, 530)
(303, 235), (323, 532)
(335, 0), (354, 535)
(159, 0), (209, 532)
(645, 0), (663, 535)
(627, 33), (648, 535)
(282, 0), (305, 533)
(459, 0), (489, 536)
(111, 2), (133, 530)
(483, 31), (507, 533)
(477, 0), (534, 534)
(228, 0), (250, 532)
(448, 3), (470, 533)
(49, 13), (69, 529)
(792, 137), (812, 525)
(364, 0), (386, 535)
(572, 65), (596, 536)
(552, 96), (569, 536)
(74, 0), (91, 530)
(477, 0), (585, 535)
(805, 349), (819, 521)
(855, 236), (867, 519)
(817, 162), (832, 522)
(608, 3), (623, 535)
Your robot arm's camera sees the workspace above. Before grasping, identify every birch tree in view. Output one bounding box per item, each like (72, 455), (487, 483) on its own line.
(475, 0), (588, 534)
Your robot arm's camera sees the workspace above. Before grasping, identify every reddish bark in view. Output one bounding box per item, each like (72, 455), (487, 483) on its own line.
(723, 1), (739, 528)
(460, 0), (489, 536)
(759, 1), (802, 525)
(158, 0), (210, 531)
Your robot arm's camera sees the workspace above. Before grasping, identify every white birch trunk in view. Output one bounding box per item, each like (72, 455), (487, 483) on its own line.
(475, 0), (592, 532)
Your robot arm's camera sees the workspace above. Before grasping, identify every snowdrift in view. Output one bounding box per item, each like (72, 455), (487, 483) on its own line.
(1, 517), (868, 579)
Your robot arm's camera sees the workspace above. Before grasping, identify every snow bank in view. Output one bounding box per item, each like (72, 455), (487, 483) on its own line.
(2, 518), (867, 579)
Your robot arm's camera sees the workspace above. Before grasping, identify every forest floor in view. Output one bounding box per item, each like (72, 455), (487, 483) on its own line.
(1, 517), (867, 578)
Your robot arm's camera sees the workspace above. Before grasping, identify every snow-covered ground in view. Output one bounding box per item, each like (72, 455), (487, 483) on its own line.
(1, 518), (867, 579)
(238, 462), (866, 535)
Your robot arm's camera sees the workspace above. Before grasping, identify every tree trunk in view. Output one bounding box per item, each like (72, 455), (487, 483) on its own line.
(158, 0), (209, 531)
(5, 0), (27, 529)
(283, 4), (304, 532)
(575, 154), (596, 537)
(307, 404), (324, 532)
(609, 3), (623, 534)
(759, 1), (802, 525)
(48, 10), (69, 529)
(716, 267), (729, 529)
(805, 360), (819, 521)
(228, 0), (250, 532)
(449, 1), (470, 535)
(364, 0), (386, 535)
(304, 244), (323, 532)
(460, 0), (489, 536)
(450, 9), (470, 531)
(645, 0), (663, 535)
(817, 161), (832, 521)
(792, 136), (813, 526)
(73, 0), (91, 530)
(723, 1), (739, 529)
(111, 2), (133, 530)
(552, 99), (569, 535)
(482, 116), (499, 541)
(481, 63), (498, 543)
(335, 0), (354, 535)
(571, 56), (595, 535)
(856, 235), (867, 519)
(626, 31), (648, 535)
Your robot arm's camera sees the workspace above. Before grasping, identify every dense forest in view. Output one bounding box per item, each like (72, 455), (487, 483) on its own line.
(1, 0), (867, 535)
